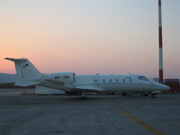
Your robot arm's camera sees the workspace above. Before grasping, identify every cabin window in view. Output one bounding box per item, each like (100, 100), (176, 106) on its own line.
(129, 79), (132, 82)
(123, 79), (125, 83)
(116, 79), (119, 83)
(102, 79), (105, 83)
(109, 79), (112, 83)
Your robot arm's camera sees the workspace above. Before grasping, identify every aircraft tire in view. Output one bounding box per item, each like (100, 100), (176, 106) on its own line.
(122, 92), (127, 97)
(140, 92), (145, 97)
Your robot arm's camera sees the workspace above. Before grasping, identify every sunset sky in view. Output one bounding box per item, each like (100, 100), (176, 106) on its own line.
(0, 0), (180, 78)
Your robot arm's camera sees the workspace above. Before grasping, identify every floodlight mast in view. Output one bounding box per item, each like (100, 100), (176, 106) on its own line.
(158, 0), (163, 83)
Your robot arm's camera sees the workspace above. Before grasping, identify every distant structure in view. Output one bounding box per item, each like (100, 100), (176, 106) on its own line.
(158, 0), (163, 83)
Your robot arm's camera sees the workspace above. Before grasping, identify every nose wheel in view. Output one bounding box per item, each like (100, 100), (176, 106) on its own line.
(122, 92), (127, 97)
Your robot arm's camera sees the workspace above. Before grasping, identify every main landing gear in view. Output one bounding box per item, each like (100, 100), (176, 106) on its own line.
(122, 92), (127, 97)
(81, 91), (86, 99)
(140, 92), (149, 97)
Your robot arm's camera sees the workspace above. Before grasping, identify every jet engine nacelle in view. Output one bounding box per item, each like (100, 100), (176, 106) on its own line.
(45, 72), (75, 83)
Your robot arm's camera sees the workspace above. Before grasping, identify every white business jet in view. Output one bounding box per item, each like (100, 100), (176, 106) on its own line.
(5, 57), (170, 98)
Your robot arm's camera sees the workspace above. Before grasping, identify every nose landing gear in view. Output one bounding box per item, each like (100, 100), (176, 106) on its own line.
(122, 92), (127, 97)
(81, 91), (86, 99)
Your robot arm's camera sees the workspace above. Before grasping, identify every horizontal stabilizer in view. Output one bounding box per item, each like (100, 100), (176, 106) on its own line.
(15, 79), (41, 87)
(5, 57), (26, 62)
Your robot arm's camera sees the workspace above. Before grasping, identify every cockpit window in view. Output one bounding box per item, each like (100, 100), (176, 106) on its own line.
(138, 76), (149, 81)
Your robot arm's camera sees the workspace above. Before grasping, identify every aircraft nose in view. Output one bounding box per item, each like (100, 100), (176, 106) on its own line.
(155, 82), (170, 90)
(162, 85), (170, 90)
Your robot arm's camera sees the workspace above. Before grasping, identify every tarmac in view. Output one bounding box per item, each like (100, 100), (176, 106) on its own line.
(0, 89), (180, 135)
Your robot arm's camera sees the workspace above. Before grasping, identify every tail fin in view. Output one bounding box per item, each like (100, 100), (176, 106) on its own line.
(5, 57), (41, 86)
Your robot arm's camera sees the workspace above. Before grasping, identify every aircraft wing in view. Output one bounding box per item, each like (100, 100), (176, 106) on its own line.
(60, 75), (75, 89)
(46, 76), (105, 92)
(75, 85), (105, 92)
(15, 79), (41, 87)
(61, 76), (105, 92)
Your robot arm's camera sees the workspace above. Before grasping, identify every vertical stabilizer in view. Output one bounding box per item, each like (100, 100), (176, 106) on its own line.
(5, 58), (41, 79)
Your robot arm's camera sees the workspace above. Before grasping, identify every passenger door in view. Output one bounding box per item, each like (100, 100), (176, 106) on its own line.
(93, 76), (99, 86)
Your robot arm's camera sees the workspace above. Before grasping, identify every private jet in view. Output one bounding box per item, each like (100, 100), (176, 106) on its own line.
(5, 57), (170, 98)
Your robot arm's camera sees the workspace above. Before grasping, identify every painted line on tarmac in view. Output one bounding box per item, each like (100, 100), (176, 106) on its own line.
(118, 109), (165, 135)
(0, 122), (109, 126)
